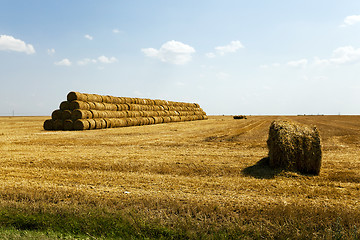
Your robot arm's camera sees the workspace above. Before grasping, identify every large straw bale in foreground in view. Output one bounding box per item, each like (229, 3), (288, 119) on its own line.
(267, 120), (322, 175)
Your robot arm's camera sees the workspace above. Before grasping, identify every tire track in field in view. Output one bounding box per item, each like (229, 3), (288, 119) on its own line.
(204, 119), (268, 143)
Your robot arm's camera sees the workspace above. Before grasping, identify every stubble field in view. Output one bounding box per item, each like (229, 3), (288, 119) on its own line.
(0, 115), (359, 239)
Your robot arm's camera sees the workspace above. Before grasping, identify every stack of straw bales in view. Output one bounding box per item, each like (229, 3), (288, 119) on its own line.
(43, 91), (207, 131)
(267, 120), (322, 175)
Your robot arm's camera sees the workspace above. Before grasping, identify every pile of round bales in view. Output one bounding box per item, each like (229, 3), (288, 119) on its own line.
(43, 91), (208, 131)
(267, 120), (322, 175)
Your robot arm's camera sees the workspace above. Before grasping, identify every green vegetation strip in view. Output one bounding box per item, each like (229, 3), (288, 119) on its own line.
(0, 205), (359, 239)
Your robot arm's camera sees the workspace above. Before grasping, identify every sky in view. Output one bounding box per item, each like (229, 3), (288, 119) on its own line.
(1, 0), (360, 116)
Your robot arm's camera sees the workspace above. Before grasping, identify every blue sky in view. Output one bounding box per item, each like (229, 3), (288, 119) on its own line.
(1, 0), (360, 115)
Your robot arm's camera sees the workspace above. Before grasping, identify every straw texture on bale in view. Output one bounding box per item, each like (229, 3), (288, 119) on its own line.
(45, 91), (207, 131)
(267, 120), (322, 175)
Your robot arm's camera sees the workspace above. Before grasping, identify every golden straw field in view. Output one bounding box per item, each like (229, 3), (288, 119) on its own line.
(0, 115), (359, 239)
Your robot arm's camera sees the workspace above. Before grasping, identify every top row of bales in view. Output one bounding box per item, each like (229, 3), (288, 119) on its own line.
(67, 92), (200, 108)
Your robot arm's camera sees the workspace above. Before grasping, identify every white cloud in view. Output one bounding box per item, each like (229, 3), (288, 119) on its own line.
(54, 58), (72, 66)
(98, 55), (118, 63)
(47, 48), (55, 56)
(260, 63), (281, 69)
(341, 15), (360, 27)
(314, 46), (360, 66)
(113, 29), (121, 34)
(215, 40), (244, 55)
(84, 34), (93, 40)
(77, 58), (97, 66)
(0, 35), (35, 54)
(287, 58), (308, 68)
(141, 40), (195, 65)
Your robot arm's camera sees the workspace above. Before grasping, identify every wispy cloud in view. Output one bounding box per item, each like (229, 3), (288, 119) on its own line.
(142, 40), (195, 65)
(261, 45), (360, 69)
(77, 56), (118, 65)
(77, 58), (97, 66)
(340, 15), (360, 27)
(98, 55), (118, 63)
(287, 59), (308, 68)
(47, 48), (55, 56)
(113, 29), (121, 34)
(206, 40), (244, 58)
(54, 58), (71, 66)
(84, 34), (93, 40)
(0, 35), (35, 54)
(314, 46), (360, 66)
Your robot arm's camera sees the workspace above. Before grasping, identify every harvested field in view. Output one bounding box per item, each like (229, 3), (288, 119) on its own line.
(0, 115), (359, 238)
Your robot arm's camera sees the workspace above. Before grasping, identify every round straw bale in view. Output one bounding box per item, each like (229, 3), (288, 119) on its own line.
(89, 110), (99, 118)
(123, 97), (132, 104)
(126, 118), (136, 126)
(105, 118), (114, 128)
(152, 106), (162, 111)
(156, 111), (165, 116)
(116, 104), (129, 111)
(43, 119), (54, 130)
(87, 102), (96, 110)
(170, 116), (181, 122)
(67, 91), (88, 102)
(59, 101), (70, 110)
(267, 120), (322, 175)
(161, 105), (169, 111)
(148, 99), (155, 105)
(111, 111), (126, 118)
(109, 96), (119, 104)
(108, 111), (116, 118)
(62, 110), (72, 120)
(86, 94), (101, 102)
(99, 111), (107, 118)
(116, 118), (128, 127)
(141, 99), (148, 105)
(180, 116), (191, 121)
(116, 97), (125, 104)
(104, 118), (113, 128)
(100, 118), (106, 129)
(94, 118), (106, 129)
(104, 103), (117, 111)
(138, 118), (146, 125)
(63, 119), (74, 131)
(53, 119), (64, 130)
(152, 116), (164, 124)
(102, 95), (112, 103)
(69, 101), (90, 110)
(51, 109), (63, 120)
(133, 111), (141, 117)
(98, 103), (107, 110)
(144, 117), (151, 125)
(162, 116), (171, 123)
(73, 119), (90, 130)
(87, 119), (96, 130)
(93, 102), (106, 110)
(148, 117), (155, 125)
(71, 109), (92, 120)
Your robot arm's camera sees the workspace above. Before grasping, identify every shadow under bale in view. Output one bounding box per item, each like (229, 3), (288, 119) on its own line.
(267, 120), (322, 175)
(242, 157), (282, 179)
